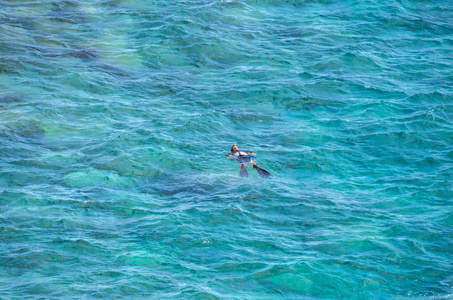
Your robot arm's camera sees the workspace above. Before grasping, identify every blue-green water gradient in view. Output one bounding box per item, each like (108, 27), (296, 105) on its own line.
(0, 0), (452, 298)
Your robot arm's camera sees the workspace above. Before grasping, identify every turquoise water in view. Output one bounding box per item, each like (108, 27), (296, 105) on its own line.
(1, 0), (452, 298)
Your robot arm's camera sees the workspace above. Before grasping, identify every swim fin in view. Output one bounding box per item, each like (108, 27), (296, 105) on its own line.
(253, 165), (272, 177)
(240, 164), (249, 178)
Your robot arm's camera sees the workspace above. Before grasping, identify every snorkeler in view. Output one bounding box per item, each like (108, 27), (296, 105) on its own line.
(226, 143), (272, 178)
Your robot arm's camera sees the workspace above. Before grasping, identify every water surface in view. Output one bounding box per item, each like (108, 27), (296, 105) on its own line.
(0, 0), (452, 298)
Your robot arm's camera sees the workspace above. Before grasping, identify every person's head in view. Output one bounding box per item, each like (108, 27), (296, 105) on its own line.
(231, 143), (238, 152)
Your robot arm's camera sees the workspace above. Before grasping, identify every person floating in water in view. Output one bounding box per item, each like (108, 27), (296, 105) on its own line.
(226, 143), (272, 178)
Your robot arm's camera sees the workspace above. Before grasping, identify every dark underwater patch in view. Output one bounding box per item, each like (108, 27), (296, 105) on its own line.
(277, 96), (335, 111)
(6, 123), (45, 140)
(0, 94), (21, 104)
(226, 112), (281, 124)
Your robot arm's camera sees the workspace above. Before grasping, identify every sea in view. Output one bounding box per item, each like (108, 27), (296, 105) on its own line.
(0, 0), (452, 299)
